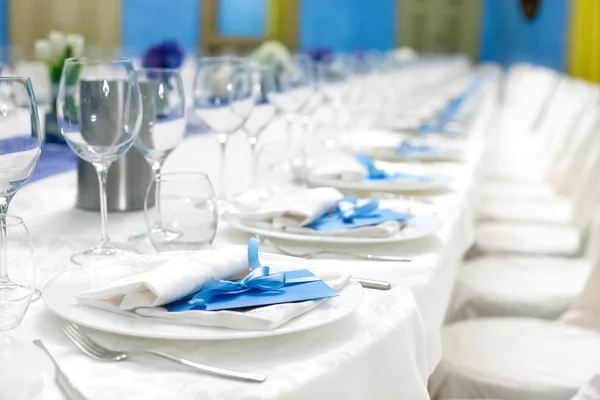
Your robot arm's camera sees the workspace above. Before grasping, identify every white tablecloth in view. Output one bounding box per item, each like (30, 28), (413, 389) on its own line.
(10, 94), (495, 399)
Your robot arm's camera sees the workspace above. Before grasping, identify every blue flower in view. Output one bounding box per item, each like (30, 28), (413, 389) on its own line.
(142, 40), (185, 69)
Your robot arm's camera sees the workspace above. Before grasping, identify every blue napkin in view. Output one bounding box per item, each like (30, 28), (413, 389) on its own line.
(395, 140), (439, 156)
(166, 239), (338, 312)
(354, 154), (430, 182)
(306, 197), (412, 233)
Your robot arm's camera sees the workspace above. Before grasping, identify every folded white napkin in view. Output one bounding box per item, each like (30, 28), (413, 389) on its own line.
(236, 187), (404, 237)
(76, 247), (351, 331)
(238, 187), (344, 227)
(309, 154), (367, 182)
(136, 272), (351, 331)
(76, 248), (249, 312)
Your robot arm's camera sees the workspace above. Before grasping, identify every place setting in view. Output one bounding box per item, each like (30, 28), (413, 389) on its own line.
(0, 31), (497, 399)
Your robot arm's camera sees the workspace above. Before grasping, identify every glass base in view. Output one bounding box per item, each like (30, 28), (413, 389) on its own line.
(128, 227), (182, 243)
(0, 281), (31, 330)
(71, 242), (140, 265)
(31, 288), (41, 303)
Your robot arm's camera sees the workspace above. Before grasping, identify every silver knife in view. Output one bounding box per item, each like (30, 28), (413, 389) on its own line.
(355, 277), (392, 290)
(33, 339), (88, 400)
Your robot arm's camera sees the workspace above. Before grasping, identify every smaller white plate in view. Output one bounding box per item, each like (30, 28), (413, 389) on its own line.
(43, 253), (364, 341)
(225, 213), (442, 245)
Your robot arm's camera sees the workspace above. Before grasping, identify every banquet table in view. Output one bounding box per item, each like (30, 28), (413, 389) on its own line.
(8, 87), (496, 399)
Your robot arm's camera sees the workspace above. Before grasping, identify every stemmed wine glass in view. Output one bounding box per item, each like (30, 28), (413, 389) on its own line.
(129, 68), (186, 241)
(0, 216), (52, 400)
(0, 77), (42, 297)
(267, 54), (315, 180)
(233, 63), (277, 206)
(57, 58), (142, 265)
(193, 56), (255, 209)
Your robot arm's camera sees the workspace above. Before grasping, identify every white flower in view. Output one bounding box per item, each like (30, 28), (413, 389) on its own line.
(66, 34), (85, 58)
(34, 39), (53, 62)
(250, 41), (291, 68)
(48, 31), (66, 61)
(394, 47), (417, 62)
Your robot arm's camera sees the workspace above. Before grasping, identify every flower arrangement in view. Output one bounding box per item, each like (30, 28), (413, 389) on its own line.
(35, 31), (84, 88)
(34, 31), (84, 143)
(250, 40), (291, 69)
(142, 40), (185, 69)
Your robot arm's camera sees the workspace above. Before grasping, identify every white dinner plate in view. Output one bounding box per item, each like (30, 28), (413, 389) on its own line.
(225, 213), (443, 245)
(42, 253), (364, 341)
(307, 173), (453, 193)
(359, 147), (466, 163)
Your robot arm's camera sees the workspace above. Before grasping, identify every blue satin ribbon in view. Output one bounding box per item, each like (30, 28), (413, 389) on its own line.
(186, 238), (286, 307)
(167, 238), (320, 311)
(419, 77), (486, 135)
(336, 196), (380, 223)
(354, 154), (429, 182)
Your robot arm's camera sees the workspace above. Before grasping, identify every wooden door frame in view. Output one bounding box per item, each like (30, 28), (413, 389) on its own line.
(199, 0), (299, 55)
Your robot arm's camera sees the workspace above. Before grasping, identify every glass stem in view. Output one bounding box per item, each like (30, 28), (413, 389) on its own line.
(216, 133), (228, 200)
(248, 136), (258, 189)
(285, 114), (294, 158)
(151, 162), (164, 229)
(0, 196), (11, 284)
(93, 164), (111, 246)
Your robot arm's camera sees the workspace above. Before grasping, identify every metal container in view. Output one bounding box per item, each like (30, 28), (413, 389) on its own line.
(76, 80), (155, 212)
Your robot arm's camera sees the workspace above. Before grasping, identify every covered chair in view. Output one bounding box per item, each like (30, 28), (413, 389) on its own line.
(446, 211), (600, 322)
(429, 241), (600, 399)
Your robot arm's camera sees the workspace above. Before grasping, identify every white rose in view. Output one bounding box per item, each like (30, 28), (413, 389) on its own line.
(66, 34), (85, 58)
(34, 39), (52, 62)
(48, 31), (66, 61)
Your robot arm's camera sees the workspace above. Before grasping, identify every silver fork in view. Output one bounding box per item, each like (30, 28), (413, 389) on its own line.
(262, 237), (411, 262)
(62, 324), (265, 383)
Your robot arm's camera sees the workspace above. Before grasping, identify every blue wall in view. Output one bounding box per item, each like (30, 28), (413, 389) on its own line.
(218, 0), (266, 37)
(0, 0), (6, 52)
(479, 0), (569, 70)
(299, 0), (396, 51)
(0, 0), (571, 70)
(121, 0), (200, 56)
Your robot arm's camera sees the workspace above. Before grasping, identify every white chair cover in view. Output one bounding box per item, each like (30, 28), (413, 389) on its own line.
(431, 66), (600, 400)
(572, 375), (600, 400)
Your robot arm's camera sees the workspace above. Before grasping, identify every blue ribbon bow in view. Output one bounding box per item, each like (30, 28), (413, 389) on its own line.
(166, 239), (321, 312)
(186, 238), (286, 308)
(353, 154), (429, 182)
(335, 196), (380, 223)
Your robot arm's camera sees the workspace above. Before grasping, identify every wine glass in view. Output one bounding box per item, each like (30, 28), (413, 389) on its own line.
(0, 78), (42, 292)
(193, 56), (255, 209)
(129, 68), (186, 241)
(0, 216), (52, 400)
(233, 63), (277, 206)
(266, 54), (315, 179)
(144, 172), (218, 252)
(56, 57), (142, 265)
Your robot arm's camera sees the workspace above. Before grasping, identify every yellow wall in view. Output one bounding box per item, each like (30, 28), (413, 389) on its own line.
(570, 0), (600, 82)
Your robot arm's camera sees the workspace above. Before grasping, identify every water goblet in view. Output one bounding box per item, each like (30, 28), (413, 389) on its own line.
(266, 54), (315, 180)
(0, 77), (42, 296)
(129, 68), (186, 242)
(56, 57), (142, 265)
(0, 216), (53, 400)
(233, 64), (277, 207)
(193, 56), (255, 209)
(144, 172), (218, 252)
